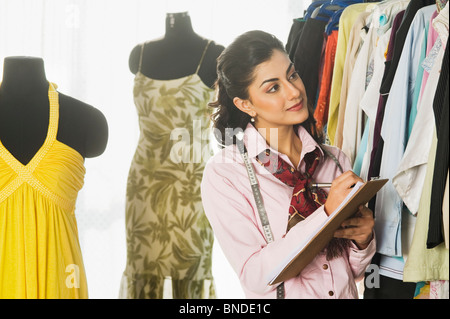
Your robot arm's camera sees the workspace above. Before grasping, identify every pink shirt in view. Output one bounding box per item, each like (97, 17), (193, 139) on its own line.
(201, 124), (376, 299)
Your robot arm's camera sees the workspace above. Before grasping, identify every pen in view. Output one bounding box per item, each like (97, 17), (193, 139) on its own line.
(311, 183), (359, 188)
(311, 183), (332, 188)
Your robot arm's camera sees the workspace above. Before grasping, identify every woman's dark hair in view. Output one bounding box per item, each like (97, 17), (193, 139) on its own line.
(209, 30), (323, 147)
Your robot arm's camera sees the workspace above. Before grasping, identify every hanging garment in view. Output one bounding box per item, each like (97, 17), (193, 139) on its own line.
(315, 29), (338, 132)
(414, 281), (431, 298)
(334, 9), (372, 149)
(0, 82), (88, 298)
(120, 41), (216, 299)
(292, 17), (328, 106)
(364, 272), (417, 298)
(403, 15), (449, 277)
(443, 171), (449, 249)
(368, 0), (436, 184)
(407, 11), (434, 140)
(392, 3), (448, 231)
(427, 27), (449, 250)
(358, 10), (406, 182)
(379, 0), (437, 96)
(353, 117), (369, 177)
(327, 2), (374, 145)
(342, 0), (410, 165)
(375, 5), (437, 258)
(430, 280), (449, 299)
(353, 5), (415, 285)
(339, 21), (377, 164)
(286, 18), (306, 61)
(403, 131), (449, 282)
(417, 10), (440, 101)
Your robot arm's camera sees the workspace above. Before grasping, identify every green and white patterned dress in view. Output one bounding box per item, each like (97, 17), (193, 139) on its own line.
(120, 41), (216, 299)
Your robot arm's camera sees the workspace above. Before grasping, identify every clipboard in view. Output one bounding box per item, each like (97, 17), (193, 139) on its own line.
(268, 178), (388, 286)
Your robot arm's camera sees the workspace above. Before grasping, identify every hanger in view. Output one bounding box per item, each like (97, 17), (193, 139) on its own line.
(325, 8), (344, 34)
(304, 0), (330, 20)
(311, 0), (363, 22)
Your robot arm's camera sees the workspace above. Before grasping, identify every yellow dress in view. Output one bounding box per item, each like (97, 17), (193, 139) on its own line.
(0, 83), (88, 299)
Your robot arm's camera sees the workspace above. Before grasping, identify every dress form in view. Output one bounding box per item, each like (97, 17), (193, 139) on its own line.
(0, 56), (108, 165)
(128, 12), (224, 88)
(121, 12), (223, 299)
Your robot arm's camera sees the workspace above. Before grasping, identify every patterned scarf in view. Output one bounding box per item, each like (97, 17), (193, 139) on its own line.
(257, 147), (326, 231)
(257, 147), (350, 259)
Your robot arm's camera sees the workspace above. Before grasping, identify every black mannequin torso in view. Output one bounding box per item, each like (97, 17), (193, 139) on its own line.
(0, 56), (108, 165)
(128, 12), (224, 88)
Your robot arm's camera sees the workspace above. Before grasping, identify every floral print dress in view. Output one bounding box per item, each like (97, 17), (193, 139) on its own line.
(120, 41), (216, 299)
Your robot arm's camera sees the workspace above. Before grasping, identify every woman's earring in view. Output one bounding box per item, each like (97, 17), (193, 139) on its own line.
(250, 117), (255, 123)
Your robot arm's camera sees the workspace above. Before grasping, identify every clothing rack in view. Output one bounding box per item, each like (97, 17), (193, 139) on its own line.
(287, 0), (449, 299)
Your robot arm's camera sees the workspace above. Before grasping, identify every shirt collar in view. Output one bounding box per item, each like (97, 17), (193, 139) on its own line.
(243, 123), (324, 164)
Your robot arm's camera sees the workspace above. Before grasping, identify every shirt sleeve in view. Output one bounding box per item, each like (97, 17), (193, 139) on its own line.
(348, 232), (377, 281)
(201, 159), (330, 295)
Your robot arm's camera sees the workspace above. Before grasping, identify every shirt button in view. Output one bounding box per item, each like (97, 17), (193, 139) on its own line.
(328, 291), (334, 297)
(322, 264), (328, 270)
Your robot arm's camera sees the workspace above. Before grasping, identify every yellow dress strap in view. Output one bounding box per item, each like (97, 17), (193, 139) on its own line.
(26, 82), (59, 172)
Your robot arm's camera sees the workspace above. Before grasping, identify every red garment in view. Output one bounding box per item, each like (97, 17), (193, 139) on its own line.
(315, 30), (339, 132)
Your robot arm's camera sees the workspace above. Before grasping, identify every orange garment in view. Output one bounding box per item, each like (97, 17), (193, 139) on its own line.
(314, 30), (339, 133)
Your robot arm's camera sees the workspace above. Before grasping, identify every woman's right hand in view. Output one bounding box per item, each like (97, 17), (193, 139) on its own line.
(323, 171), (364, 216)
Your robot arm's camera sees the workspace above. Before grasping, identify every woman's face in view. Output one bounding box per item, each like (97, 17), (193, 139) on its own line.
(238, 49), (309, 130)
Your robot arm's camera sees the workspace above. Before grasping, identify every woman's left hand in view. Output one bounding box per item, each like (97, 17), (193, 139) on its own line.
(333, 205), (374, 250)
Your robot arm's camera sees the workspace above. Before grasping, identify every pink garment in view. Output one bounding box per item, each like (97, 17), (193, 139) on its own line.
(420, 10), (439, 96)
(201, 124), (376, 298)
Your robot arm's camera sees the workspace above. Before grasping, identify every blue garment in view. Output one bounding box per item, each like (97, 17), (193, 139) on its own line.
(353, 118), (369, 176)
(378, 20), (431, 281)
(374, 5), (436, 257)
(408, 21), (430, 139)
(379, 254), (405, 280)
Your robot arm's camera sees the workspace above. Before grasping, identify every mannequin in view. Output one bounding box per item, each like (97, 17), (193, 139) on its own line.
(128, 11), (224, 88)
(121, 12), (223, 299)
(0, 56), (108, 165)
(0, 56), (107, 298)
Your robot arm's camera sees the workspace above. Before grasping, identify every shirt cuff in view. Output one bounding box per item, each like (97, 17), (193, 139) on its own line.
(350, 231), (376, 252)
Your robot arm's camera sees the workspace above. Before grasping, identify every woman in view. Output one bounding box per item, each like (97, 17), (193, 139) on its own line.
(201, 31), (376, 299)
